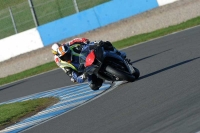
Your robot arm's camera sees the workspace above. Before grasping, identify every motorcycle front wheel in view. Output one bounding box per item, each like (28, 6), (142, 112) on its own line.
(132, 67), (140, 79)
(105, 65), (135, 82)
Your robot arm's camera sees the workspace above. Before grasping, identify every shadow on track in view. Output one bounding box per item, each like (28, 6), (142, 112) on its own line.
(0, 80), (26, 91)
(138, 57), (200, 80)
(131, 49), (172, 64)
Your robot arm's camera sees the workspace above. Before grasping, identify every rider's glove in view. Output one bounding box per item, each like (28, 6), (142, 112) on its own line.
(98, 40), (104, 46)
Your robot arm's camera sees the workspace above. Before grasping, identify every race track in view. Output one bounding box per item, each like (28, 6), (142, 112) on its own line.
(0, 26), (200, 133)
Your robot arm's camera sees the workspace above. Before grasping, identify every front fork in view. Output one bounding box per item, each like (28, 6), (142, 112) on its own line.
(124, 59), (135, 74)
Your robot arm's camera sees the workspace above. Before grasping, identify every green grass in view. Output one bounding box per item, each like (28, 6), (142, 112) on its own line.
(77, 0), (110, 11)
(0, 0), (110, 39)
(113, 16), (200, 49)
(0, 97), (59, 129)
(0, 0), (27, 9)
(0, 0), (33, 38)
(0, 62), (57, 85)
(32, 0), (76, 25)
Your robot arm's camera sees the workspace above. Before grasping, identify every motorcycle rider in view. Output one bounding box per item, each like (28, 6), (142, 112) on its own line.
(51, 38), (126, 90)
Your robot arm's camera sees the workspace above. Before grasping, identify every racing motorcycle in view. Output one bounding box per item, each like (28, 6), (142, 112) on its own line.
(79, 42), (140, 86)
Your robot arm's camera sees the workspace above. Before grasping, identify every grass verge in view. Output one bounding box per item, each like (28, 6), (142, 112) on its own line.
(113, 16), (200, 49)
(0, 62), (57, 86)
(0, 97), (59, 130)
(1, 16), (200, 86)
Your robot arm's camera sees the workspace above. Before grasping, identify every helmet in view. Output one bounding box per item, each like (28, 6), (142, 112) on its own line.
(51, 43), (72, 62)
(51, 43), (61, 55)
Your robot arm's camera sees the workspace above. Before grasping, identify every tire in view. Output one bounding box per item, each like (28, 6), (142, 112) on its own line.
(105, 65), (135, 82)
(89, 75), (104, 91)
(89, 83), (100, 91)
(132, 67), (140, 79)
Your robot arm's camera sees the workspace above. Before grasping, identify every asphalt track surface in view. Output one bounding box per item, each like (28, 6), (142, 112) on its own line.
(0, 26), (200, 133)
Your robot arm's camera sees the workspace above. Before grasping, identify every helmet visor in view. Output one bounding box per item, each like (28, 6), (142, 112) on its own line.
(60, 50), (72, 62)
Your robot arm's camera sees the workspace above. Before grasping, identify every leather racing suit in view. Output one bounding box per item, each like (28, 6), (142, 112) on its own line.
(54, 38), (126, 90)
(54, 38), (104, 90)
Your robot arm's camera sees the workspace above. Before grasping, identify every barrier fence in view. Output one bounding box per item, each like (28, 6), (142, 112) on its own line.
(0, 0), (109, 39)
